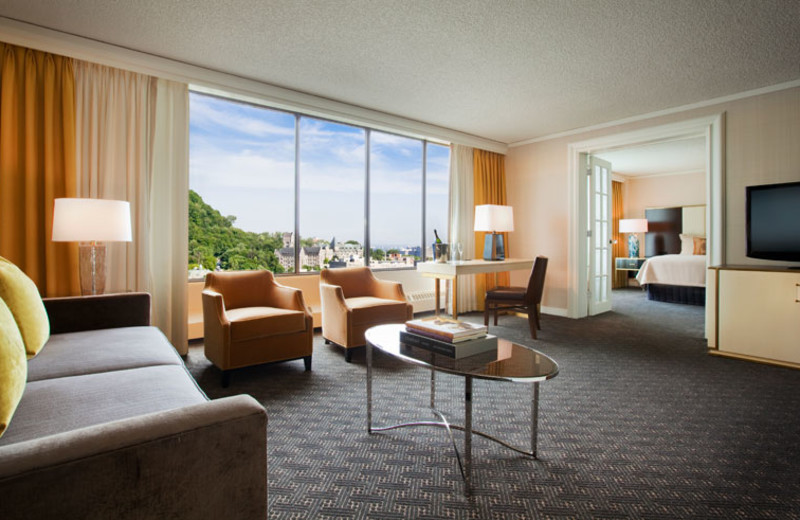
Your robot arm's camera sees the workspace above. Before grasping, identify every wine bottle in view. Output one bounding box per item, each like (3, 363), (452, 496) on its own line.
(434, 229), (442, 244)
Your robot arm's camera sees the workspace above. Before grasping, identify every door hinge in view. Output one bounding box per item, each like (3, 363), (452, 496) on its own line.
(587, 230), (592, 238)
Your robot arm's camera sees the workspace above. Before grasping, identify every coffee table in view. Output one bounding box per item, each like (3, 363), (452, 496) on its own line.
(365, 324), (559, 496)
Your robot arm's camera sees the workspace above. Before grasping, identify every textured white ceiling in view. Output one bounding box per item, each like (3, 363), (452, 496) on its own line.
(595, 137), (706, 178)
(1, 0), (798, 144)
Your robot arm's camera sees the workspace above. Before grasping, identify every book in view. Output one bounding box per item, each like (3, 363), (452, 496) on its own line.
(399, 330), (498, 359)
(405, 317), (488, 342)
(406, 326), (485, 344)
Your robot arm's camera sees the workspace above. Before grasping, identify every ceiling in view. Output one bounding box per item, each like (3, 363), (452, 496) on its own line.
(1, 0), (798, 144)
(595, 137), (706, 178)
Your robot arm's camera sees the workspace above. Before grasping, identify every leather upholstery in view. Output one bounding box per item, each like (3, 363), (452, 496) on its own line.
(484, 256), (548, 339)
(319, 267), (413, 351)
(202, 270), (313, 375)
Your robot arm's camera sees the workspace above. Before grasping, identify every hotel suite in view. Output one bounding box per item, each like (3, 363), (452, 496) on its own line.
(1, 2), (799, 519)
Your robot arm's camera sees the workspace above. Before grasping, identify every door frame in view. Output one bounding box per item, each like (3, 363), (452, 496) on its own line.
(566, 114), (725, 319)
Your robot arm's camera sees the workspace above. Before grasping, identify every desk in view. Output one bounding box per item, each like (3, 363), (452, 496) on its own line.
(417, 258), (534, 319)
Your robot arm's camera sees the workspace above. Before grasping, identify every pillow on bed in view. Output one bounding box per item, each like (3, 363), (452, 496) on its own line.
(679, 234), (695, 255)
(693, 236), (707, 255)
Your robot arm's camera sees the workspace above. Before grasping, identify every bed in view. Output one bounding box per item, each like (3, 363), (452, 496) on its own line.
(634, 206), (707, 306)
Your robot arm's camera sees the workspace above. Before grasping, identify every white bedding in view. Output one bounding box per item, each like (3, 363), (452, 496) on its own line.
(635, 254), (706, 287)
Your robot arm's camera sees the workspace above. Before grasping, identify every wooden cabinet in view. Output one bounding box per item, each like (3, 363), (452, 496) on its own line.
(708, 266), (800, 367)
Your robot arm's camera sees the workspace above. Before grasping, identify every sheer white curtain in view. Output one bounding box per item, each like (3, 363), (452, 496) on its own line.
(75, 63), (189, 354)
(447, 144), (478, 314)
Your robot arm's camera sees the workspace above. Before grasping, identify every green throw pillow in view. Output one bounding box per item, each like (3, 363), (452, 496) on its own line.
(0, 256), (50, 358)
(0, 297), (27, 438)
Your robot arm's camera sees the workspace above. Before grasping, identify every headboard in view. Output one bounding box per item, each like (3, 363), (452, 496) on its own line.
(643, 205), (706, 257)
(644, 207), (682, 257)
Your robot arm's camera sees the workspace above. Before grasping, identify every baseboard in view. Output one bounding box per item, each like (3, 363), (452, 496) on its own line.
(708, 349), (800, 371)
(541, 306), (568, 317)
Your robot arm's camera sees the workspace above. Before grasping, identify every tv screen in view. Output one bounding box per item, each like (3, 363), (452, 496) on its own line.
(746, 181), (800, 262)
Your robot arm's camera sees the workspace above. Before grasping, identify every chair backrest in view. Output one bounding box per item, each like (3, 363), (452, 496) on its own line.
(525, 256), (548, 305)
(204, 270), (276, 310)
(319, 267), (374, 298)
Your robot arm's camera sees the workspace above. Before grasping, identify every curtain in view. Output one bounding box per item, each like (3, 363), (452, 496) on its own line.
(0, 43), (79, 296)
(149, 79), (189, 355)
(447, 144), (477, 314)
(75, 62), (189, 354)
(473, 148), (508, 310)
(612, 180), (626, 288)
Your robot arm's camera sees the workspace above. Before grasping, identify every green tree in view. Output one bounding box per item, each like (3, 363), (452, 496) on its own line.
(371, 248), (385, 261)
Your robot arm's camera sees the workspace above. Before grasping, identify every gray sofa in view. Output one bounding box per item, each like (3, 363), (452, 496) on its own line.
(0, 293), (267, 519)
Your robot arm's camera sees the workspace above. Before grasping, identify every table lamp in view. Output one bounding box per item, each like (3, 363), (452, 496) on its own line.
(474, 205), (514, 261)
(618, 218), (648, 258)
(52, 198), (132, 295)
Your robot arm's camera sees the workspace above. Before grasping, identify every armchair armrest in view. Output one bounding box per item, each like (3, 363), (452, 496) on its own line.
(43, 292), (151, 334)
(269, 283), (312, 319)
(0, 395), (267, 520)
(371, 278), (407, 302)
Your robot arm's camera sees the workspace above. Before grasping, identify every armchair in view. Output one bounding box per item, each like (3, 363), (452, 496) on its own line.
(320, 267), (413, 362)
(202, 270), (313, 386)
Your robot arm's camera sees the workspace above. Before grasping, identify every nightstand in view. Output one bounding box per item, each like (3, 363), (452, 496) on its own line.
(615, 257), (646, 272)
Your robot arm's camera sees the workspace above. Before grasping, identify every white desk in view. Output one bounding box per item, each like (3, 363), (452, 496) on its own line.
(417, 258), (534, 320)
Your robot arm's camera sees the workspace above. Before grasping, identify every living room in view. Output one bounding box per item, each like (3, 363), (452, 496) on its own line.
(1, 2), (800, 519)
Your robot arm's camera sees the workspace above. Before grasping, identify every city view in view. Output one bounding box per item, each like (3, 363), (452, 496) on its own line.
(188, 92), (449, 279)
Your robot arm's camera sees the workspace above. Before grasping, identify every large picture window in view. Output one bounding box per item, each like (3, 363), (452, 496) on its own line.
(188, 91), (450, 277)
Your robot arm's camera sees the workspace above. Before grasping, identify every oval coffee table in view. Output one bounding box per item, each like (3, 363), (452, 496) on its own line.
(365, 324), (559, 496)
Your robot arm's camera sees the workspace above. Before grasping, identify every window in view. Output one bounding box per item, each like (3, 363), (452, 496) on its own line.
(188, 91), (450, 277)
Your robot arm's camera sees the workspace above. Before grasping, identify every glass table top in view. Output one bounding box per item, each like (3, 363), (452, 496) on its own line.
(365, 324), (559, 383)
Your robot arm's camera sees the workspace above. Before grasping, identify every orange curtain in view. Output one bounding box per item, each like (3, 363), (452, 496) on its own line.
(611, 180), (626, 288)
(0, 43), (79, 296)
(473, 148), (509, 310)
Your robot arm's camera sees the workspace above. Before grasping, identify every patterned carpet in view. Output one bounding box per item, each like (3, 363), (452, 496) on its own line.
(185, 288), (800, 519)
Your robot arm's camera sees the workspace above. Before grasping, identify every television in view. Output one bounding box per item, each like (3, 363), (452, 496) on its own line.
(746, 181), (800, 262)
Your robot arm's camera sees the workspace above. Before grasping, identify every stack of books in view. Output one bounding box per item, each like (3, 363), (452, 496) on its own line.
(401, 317), (498, 359)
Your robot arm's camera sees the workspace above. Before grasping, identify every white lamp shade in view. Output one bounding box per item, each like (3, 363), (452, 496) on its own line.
(474, 205), (514, 232)
(619, 218), (648, 233)
(52, 198), (132, 242)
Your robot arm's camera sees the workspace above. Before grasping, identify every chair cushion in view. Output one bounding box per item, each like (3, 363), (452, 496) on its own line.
(486, 286), (527, 302)
(346, 297), (409, 326)
(0, 298), (27, 439)
(0, 257), (50, 358)
(227, 307), (306, 342)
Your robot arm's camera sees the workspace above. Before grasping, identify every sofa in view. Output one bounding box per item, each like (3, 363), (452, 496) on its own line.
(0, 285), (268, 519)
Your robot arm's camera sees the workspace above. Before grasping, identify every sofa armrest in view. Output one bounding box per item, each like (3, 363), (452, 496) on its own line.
(0, 395), (267, 520)
(43, 292), (151, 334)
(372, 278), (407, 302)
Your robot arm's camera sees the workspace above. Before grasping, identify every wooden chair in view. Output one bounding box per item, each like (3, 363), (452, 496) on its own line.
(484, 256), (548, 339)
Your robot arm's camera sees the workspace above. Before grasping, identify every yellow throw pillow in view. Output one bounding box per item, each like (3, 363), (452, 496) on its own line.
(0, 257), (50, 358)
(693, 236), (707, 255)
(0, 297), (27, 439)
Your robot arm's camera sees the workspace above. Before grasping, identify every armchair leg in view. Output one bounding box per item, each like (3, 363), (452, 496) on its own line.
(221, 370), (231, 388)
(345, 348), (353, 363)
(304, 355), (312, 371)
(324, 338), (331, 345)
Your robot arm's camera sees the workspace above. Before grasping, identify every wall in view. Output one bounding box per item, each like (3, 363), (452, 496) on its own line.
(506, 86), (800, 313)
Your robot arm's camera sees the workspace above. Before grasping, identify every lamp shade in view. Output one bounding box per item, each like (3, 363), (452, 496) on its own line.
(52, 198), (132, 242)
(618, 218), (648, 234)
(474, 205), (514, 232)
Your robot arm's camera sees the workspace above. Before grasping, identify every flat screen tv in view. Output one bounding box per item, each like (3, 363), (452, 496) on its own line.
(746, 181), (800, 262)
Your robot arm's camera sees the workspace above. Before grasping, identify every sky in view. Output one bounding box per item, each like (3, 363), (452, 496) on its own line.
(189, 92), (450, 249)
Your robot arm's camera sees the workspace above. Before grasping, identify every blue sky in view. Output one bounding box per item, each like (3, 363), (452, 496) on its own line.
(189, 92), (449, 249)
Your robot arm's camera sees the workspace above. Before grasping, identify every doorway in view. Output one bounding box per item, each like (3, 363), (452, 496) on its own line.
(566, 114), (725, 320)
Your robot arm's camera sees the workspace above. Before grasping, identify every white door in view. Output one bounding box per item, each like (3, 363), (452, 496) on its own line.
(587, 155), (613, 315)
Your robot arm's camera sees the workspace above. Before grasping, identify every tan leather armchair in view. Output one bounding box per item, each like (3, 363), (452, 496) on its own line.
(202, 270), (313, 386)
(320, 267), (413, 362)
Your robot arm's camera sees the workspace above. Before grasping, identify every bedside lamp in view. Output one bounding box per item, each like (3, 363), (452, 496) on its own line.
(619, 218), (648, 258)
(52, 198), (132, 295)
(474, 205), (514, 261)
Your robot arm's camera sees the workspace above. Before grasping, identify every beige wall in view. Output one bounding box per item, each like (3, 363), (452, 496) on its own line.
(506, 86), (800, 313)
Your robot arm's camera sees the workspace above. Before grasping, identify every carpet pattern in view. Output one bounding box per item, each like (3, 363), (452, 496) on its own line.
(185, 288), (800, 519)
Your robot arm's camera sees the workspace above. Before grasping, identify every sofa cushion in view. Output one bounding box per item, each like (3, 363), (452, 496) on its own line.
(227, 307), (306, 341)
(0, 257), (49, 358)
(0, 298), (27, 439)
(347, 297), (409, 326)
(0, 365), (208, 446)
(27, 327), (182, 382)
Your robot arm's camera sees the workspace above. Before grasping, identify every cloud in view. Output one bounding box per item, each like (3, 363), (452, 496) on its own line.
(190, 93), (295, 139)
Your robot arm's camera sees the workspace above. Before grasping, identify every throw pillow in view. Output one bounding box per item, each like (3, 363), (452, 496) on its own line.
(679, 234), (694, 255)
(693, 236), (707, 255)
(0, 256), (50, 358)
(0, 297), (27, 439)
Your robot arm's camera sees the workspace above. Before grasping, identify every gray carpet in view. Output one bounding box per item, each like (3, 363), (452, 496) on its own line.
(185, 288), (800, 519)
